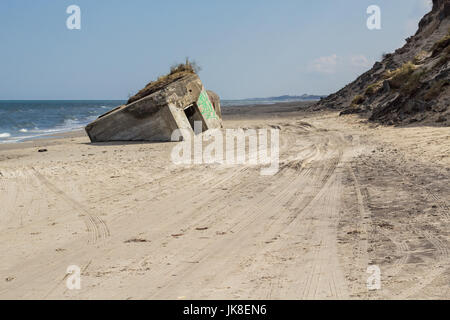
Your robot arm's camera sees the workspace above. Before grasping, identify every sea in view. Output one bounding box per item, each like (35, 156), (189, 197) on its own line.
(0, 98), (312, 144)
(0, 100), (125, 144)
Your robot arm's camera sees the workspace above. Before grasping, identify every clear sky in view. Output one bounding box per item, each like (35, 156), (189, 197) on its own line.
(0, 0), (432, 100)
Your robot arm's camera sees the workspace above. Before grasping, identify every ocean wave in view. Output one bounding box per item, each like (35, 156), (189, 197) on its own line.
(0, 101), (123, 143)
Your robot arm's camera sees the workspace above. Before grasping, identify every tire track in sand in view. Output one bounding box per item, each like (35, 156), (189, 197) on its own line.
(143, 129), (348, 299)
(31, 167), (110, 244)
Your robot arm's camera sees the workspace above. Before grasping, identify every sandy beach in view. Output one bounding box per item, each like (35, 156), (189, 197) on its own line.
(0, 102), (449, 299)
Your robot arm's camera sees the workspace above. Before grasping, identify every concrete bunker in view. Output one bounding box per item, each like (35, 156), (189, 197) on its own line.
(85, 70), (222, 143)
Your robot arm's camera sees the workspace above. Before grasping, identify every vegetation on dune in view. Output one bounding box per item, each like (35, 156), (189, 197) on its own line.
(360, 53), (447, 103)
(351, 95), (365, 105)
(401, 69), (426, 95)
(413, 51), (429, 64)
(356, 61), (425, 108)
(384, 61), (418, 89)
(365, 81), (383, 96)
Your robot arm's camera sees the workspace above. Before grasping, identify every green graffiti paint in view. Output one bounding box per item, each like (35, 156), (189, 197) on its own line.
(197, 90), (217, 120)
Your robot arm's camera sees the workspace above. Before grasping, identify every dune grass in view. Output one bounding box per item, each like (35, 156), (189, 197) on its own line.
(352, 95), (365, 105)
(365, 81), (383, 96)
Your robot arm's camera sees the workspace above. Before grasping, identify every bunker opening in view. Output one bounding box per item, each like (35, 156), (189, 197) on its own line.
(184, 103), (207, 133)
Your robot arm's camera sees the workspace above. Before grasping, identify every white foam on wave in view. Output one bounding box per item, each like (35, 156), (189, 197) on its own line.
(28, 116), (98, 136)
(0, 101), (117, 144)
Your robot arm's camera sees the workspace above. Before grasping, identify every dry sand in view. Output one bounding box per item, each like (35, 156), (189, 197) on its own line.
(0, 102), (449, 299)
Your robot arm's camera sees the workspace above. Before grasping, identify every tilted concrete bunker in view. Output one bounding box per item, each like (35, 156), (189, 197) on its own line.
(85, 73), (222, 142)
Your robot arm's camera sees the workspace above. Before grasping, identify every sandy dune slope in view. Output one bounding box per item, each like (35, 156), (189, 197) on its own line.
(0, 105), (448, 299)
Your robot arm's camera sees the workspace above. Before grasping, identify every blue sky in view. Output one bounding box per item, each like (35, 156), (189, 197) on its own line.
(0, 0), (432, 100)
